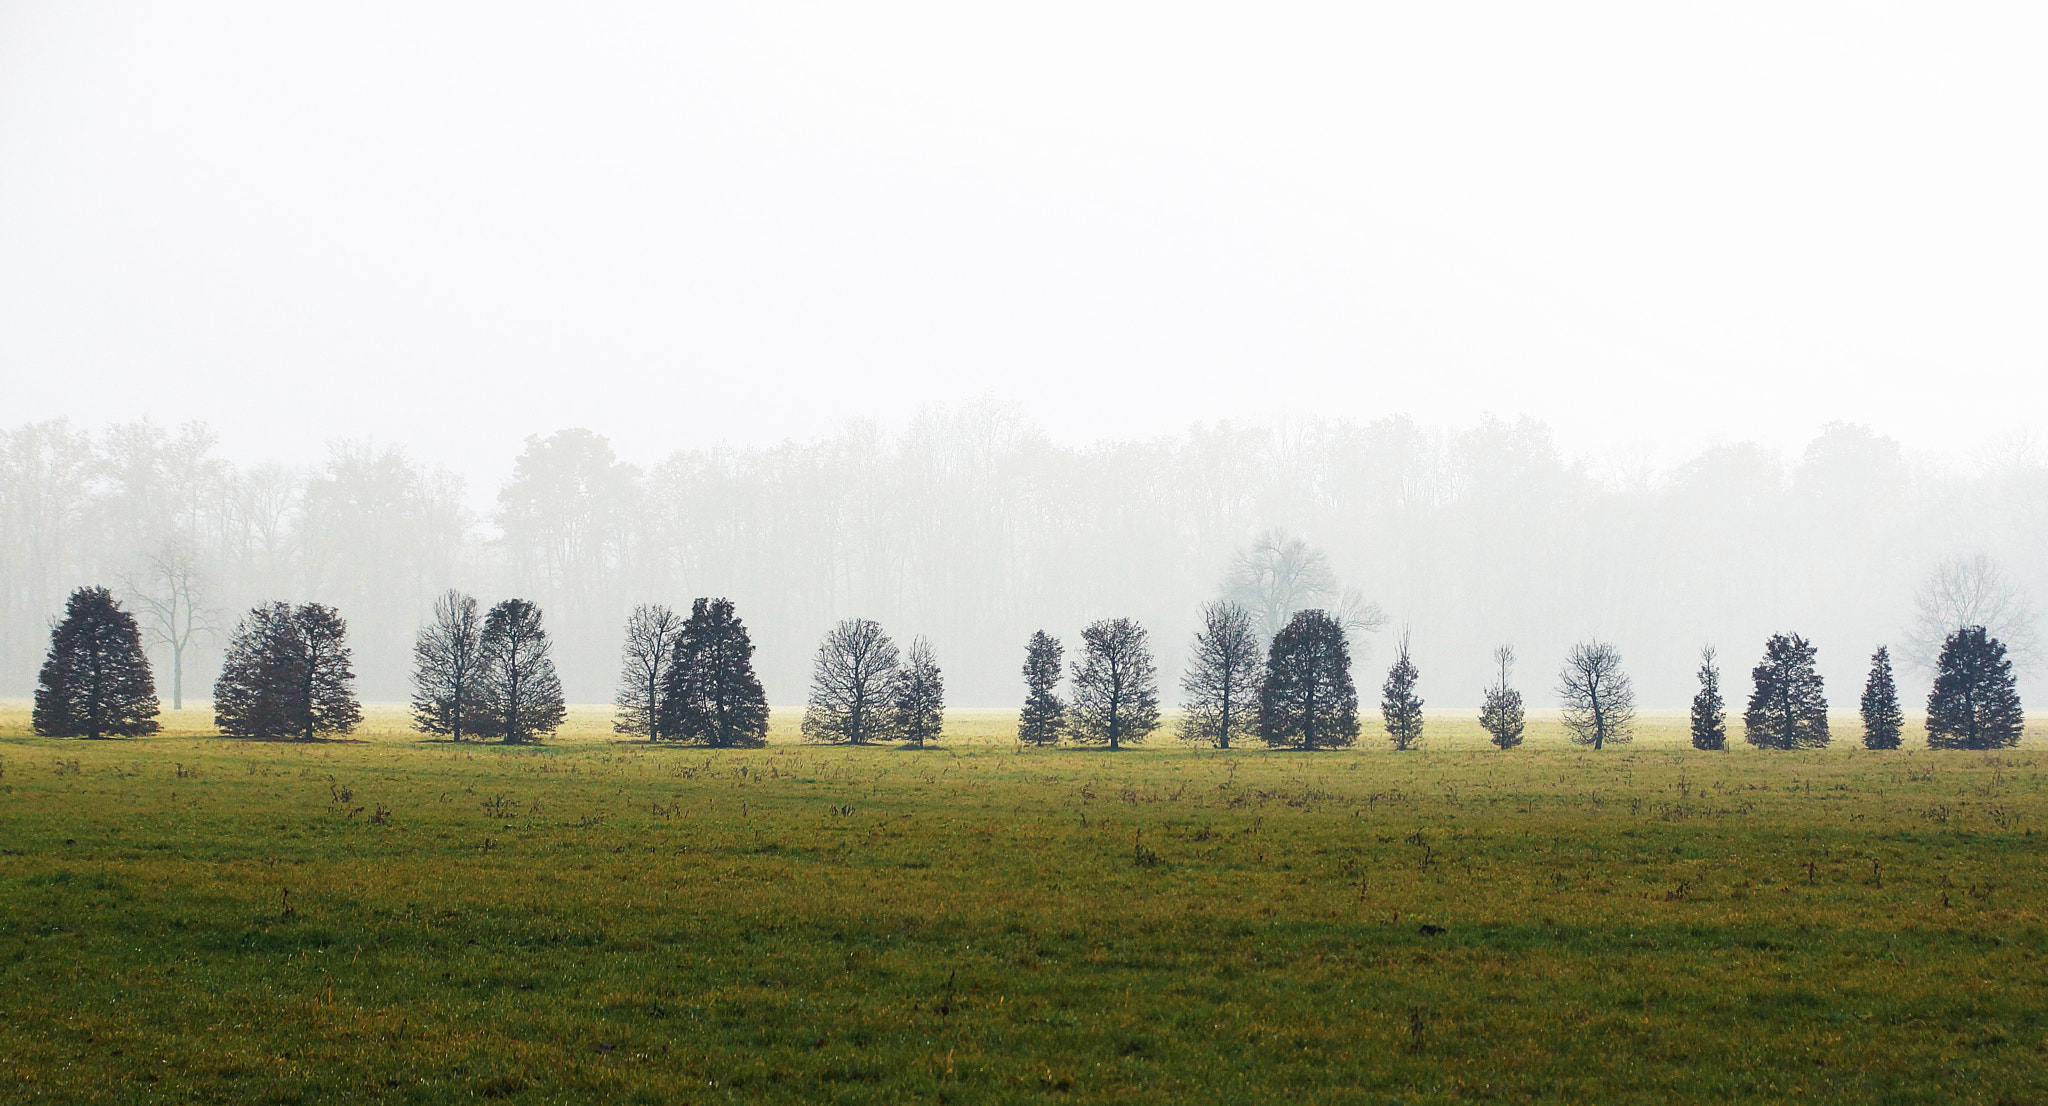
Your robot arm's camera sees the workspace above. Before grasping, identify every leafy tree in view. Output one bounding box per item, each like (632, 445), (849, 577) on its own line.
(1860, 645), (1903, 750)
(411, 589), (489, 741)
(1744, 633), (1829, 750)
(1557, 639), (1635, 750)
(891, 636), (946, 747)
(1925, 627), (2024, 750)
(32, 586), (160, 738)
(1018, 631), (1066, 746)
(1070, 618), (1160, 750)
(1180, 600), (1262, 749)
(1257, 609), (1358, 749)
(802, 618), (901, 745)
(1690, 646), (1727, 750)
(614, 603), (685, 740)
(214, 602), (362, 741)
(1478, 645), (1524, 750)
(478, 599), (567, 744)
(658, 598), (769, 747)
(1380, 631), (1424, 750)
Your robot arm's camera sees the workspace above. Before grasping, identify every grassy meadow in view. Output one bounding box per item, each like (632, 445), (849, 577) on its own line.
(2, 704), (2046, 1103)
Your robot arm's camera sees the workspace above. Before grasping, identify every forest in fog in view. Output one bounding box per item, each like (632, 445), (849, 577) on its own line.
(2, 405), (2041, 709)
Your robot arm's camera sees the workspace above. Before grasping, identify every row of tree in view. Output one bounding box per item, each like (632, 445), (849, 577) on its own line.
(29, 586), (2027, 752)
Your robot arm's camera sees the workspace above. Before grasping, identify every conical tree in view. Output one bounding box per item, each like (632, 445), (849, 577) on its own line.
(1257, 609), (1358, 749)
(32, 586), (161, 739)
(1069, 618), (1160, 750)
(1744, 633), (1829, 750)
(1018, 631), (1066, 746)
(478, 598), (567, 744)
(1478, 645), (1525, 750)
(1925, 627), (2024, 750)
(891, 636), (946, 748)
(658, 598), (769, 748)
(1380, 631), (1425, 750)
(1860, 646), (1904, 750)
(1180, 600), (1262, 749)
(1690, 646), (1726, 750)
(214, 602), (362, 741)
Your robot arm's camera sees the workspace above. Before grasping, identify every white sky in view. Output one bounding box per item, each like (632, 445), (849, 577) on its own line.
(3, 2), (2044, 492)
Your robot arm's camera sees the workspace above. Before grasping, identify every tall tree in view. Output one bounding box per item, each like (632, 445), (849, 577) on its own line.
(1069, 618), (1160, 750)
(1380, 631), (1425, 750)
(614, 603), (685, 740)
(1690, 646), (1727, 750)
(32, 586), (160, 738)
(1557, 639), (1635, 750)
(1478, 644), (1525, 750)
(891, 636), (946, 748)
(1179, 600), (1262, 749)
(658, 598), (769, 748)
(478, 599), (567, 744)
(120, 542), (215, 711)
(1223, 530), (1386, 646)
(1860, 645), (1904, 750)
(1257, 608), (1358, 749)
(1925, 627), (2025, 750)
(214, 602), (362, 741)
(1744, 633), (1829, 750)
(1018, 631), (1066, 746)
(802, 618), (901, 744)
(1906, 554), (2039, 675)
(411, 589), (490, 741)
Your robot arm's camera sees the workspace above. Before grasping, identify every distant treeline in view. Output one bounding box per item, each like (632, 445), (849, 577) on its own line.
(2, 410), (2042, 707)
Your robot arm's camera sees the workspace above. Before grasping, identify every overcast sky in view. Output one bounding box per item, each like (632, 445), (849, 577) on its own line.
(3, 2), (2043, 492)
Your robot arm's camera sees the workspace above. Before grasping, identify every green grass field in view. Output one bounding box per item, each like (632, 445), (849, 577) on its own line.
(2, 704), (2045, 1104)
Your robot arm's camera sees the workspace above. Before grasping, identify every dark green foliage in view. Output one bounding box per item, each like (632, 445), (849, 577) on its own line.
(1860, 646), (1903, 750)
(1018, 630), (1066, 745)
(32, 585), (160, 739)
(1925, 627), (2024, 750)
(658, 597), (769, 747)
(411, 589), (489, 741)
(1691, 647), (1726, 750)
(478, 598), (566, 744)
(1180, 600), (1262, 749)
(1479, 645), (1524, 750)
(801, 618), (900, 745)
(891, 636), (945, 747)
(1069, 617), (1160, 750)
(1257, 609), (1358, 749)
(1557, 639), (1635, 750)
(1744, 633), (1828, 750)
(214, 602), (361, 741)
(1381, 633), (1425, 750)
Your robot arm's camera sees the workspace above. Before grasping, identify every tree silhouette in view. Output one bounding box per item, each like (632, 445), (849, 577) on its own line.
(1180, 600), (1262, 749)
(1069, 618), (1159, 750)
(32, 586), (160, 738)
(614, 603), (685, 740)
(1690, 646), (1726, 750)
(214, 602), (361, 741)
(411, 589), (489, 741)
(1557, 639), (1635, 750)
(1380, 631), (1424, 750)
(1257, 609), (1358, 749)
(658, 598), (769, 748)
(1860, 645), (1903, 750)
(803, 618), (900, 745)
(1018, 631), (1066, 746)
(478, 598), (566, 744)
(1744, 633), (1829, 750)
(1925, 627), (2024, 750)
(891, 636), (946, 748)
(1478, 645), (1524, 750)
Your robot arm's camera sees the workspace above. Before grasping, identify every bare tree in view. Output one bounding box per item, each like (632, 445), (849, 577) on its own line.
(411, 589), (489, 741)
(478, 599), (566, 744)
(1478, 645), (1524, 749)
(1179, 600), (1262, 749)
(802, 617), (901, 744)
(120, 541), (216, 711)
(1223, 530), (1386, 646)
(615, 603), (686, 740)
(1070, 617), (1160, 749)
(1557, 639), (1635, 750)
(1906, 554), (2040, 675)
